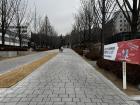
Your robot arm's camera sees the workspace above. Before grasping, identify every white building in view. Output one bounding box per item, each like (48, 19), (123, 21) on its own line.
(0, 30), (29, 47)
(113, 11), (131, 34)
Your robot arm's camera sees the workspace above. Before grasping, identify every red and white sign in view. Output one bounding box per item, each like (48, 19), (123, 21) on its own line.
(104, 39), (140, 65)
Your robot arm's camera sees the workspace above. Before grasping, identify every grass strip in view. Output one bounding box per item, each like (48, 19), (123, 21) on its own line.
(0, 52), (58, 88)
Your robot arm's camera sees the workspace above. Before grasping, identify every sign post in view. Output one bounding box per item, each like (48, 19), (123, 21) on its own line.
(122, 49), (128, 90)
(104, 39), (140, 90)
(122, 61), (127, 90)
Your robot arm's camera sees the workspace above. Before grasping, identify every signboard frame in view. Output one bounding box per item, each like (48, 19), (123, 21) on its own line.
(104, 39), (140, 90)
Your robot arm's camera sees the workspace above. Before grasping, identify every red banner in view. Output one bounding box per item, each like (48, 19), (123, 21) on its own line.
(116, 39), (140, 64)
(104, 39), (140, 65)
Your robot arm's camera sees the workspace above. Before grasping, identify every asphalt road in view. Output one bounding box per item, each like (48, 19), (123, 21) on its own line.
(0, 51), (48, 74)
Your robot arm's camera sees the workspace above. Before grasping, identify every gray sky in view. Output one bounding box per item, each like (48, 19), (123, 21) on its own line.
(28, 0), (80, 35)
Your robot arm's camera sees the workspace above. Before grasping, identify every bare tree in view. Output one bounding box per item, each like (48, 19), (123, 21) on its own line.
(31, 14), (60, 49)
(70, 23), (80, 46)
(116, 0), (140, 33)
(70, 0), (117, 56)
(93, 0), (117, 26)
(13, 0), (32, 47)
(73, 14), (84, 44)
(73, 0), (95, 44)
(40, 16), (50, 35)
(93, 0), (117, 57)
(81, 0), (95, 41)
(0, 0), (20, 46)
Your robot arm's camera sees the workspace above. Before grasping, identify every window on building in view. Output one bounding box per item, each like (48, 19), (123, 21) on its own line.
(120, 24), (122, 27)
(120, 28), (122, 31)
(120, 15), (122, 18)
(124, 24), (127, 27)
(124, 20), (126, 22)
(120, 20), (122, 22)
(5, 37), (9, 42)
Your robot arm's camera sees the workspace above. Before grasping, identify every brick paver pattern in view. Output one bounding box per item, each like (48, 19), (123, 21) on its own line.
(0, 49), (138, 105)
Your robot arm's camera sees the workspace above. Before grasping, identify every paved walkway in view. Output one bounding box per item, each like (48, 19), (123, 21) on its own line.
(0, 49), (138, 105)
(0, 50), (56, 74)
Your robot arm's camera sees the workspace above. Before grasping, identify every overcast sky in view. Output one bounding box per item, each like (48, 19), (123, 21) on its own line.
(28, 0), (80, 35)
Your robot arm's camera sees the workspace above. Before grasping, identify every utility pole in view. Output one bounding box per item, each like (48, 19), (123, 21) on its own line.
(101, 0), (106, 58)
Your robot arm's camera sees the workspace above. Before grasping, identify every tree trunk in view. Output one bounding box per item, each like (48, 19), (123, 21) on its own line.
(131, 23), (138, 33)
(83, 28), (86, 43)
(1, 0), (5, 47)
(100, 0), (106, 58)
(131, 3), (138, 33)
(1, 29), (5, 47)
(88, 24), (91, 41)
(18, 27), (22, 47)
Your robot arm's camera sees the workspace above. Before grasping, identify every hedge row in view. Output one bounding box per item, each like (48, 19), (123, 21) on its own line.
(0, 46), (28, 51)
(97, 59), (140, 85)
(72, 48), (84, 55)
(35, 48), (48, 51)
(73, 48), (100, 60)
(85, 50), (100, 60)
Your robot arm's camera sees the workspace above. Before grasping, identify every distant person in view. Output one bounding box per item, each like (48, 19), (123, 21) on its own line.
(59, 46), (63, 52)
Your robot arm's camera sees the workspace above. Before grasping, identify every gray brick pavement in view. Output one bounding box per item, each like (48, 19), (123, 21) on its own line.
(0, 49), (138, 105)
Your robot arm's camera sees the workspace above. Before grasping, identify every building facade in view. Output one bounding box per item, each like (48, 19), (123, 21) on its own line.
(104, 11), (132, 40)
(113, 11), (131, 34)
(104, 11), (140, 44)
(0, 28), (29, 47)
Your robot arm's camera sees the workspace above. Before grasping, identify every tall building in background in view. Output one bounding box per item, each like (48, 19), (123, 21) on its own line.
(0, 26), (29, 47)
(104, 11), (140, 44)
(104, 11), (132, 39)
(113, 11), (131, 34)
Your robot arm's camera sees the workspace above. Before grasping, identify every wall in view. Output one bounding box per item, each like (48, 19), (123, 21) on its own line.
(0, 51), (31, 57)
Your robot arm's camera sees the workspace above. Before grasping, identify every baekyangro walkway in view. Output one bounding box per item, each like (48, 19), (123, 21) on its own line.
(0, 49), (138, 105)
